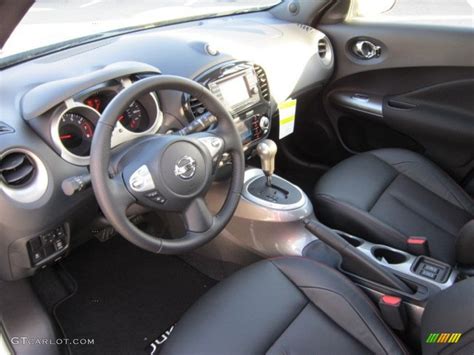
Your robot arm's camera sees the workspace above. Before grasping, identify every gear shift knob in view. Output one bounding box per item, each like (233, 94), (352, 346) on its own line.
(257, 139), (277, 186)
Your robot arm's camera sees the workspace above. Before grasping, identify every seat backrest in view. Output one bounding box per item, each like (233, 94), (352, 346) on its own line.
(421, 277), (474, 354)
(456, 220), (474, 265)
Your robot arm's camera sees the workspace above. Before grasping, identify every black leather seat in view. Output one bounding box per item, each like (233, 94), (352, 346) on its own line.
(161, 257), (474, 355)
(314, 149), (474, 265)
(161, 257), (408, 354)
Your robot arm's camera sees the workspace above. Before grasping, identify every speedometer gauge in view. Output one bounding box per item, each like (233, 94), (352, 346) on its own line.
(119, 101), (150, 133)
(58, 113), (95, 157)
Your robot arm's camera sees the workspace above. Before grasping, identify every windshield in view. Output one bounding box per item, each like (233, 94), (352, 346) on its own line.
(0, 0), (280, 65)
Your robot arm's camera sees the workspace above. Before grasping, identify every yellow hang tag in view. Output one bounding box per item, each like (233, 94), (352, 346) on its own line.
(278, 99), (297, 139)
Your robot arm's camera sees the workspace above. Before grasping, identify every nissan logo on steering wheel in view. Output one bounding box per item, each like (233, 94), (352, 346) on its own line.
(174, 155), (197, 180)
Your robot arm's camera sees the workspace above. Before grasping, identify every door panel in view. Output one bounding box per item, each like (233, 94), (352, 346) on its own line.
(319, 23), (474, 81)
(316, 21), (474, 182)
(384, 79), (474, 167)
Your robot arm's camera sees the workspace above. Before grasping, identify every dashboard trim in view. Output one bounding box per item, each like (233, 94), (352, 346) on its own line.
(21, 61), (161, 120)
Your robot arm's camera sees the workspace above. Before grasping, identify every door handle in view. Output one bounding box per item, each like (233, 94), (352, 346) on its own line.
(353, 40), (381, 60)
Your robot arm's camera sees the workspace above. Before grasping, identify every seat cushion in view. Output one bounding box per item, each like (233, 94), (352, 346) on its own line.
(161, 257), (407, 355)
(314, 149), (474, 264)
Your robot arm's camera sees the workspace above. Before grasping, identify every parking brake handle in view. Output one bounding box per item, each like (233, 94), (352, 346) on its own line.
(304, 219), (412, 294)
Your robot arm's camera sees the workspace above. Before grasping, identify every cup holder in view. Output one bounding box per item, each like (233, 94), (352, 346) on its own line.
(337, 232), (363, 247)
(372, 247), (408, 265)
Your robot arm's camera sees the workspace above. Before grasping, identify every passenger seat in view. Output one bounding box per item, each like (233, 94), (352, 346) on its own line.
(313, 148), (474, 265)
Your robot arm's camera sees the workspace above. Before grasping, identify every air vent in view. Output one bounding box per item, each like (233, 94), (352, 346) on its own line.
(0, 121), (14, 135)
(189, 95), (208, 118)
(254, 65), (270, 101)
(0, 152), (36, 187)
(296, 24), (315, 33)
(318, 39), (328, 58)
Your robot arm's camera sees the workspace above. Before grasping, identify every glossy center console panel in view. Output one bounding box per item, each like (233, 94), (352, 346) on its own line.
(204, 168), (315, 258)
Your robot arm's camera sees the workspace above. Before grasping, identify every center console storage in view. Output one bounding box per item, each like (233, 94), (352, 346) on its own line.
(302, 224), (459, 333)
(336, 230), (457, 290)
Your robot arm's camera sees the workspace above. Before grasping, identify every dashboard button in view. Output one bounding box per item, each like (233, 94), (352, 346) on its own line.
(420, 270), (437, 279)
(32, 250), (44, 262)
(423, 264), (439, 274)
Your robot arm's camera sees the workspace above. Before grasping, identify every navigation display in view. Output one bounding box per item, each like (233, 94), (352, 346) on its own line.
(217, 75), (250, 108)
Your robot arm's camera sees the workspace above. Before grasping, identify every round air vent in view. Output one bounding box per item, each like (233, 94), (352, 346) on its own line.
(0, 151), (36, 187)
(317, 38), (332, 66)
(318, 38), (328, 58)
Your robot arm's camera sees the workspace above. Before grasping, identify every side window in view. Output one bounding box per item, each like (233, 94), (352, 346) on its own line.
(348, 0), (474, 28)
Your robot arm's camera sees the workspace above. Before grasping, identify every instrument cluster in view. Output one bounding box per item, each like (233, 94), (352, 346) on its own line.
(51, 78), (162, 165)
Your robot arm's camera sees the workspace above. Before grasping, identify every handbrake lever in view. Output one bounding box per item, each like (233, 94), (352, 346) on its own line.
(304, 219), (412, 294)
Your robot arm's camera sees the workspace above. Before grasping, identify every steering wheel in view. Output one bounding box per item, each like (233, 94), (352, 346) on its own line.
(90, 75), (244, 254)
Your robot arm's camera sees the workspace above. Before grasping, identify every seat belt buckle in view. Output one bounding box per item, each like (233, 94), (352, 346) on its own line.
(378, 295), (407, 331)
(407, 236), (430, 256)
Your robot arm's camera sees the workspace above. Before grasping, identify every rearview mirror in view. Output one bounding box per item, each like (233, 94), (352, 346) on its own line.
(353, 0), (397, 17)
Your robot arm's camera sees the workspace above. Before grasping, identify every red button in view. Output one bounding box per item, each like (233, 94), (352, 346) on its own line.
(380, 295), (401, 306)
(407, 237), (426, 245)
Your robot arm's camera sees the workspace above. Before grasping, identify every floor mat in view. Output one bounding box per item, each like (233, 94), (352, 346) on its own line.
(54, 237), (216, 355)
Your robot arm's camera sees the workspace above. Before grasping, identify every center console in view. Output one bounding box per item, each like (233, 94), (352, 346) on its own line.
(185, 61), (272, 152)
(332, 230), (458, 291)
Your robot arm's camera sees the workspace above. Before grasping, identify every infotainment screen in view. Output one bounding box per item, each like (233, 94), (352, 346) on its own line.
(217, 75), (250, 108)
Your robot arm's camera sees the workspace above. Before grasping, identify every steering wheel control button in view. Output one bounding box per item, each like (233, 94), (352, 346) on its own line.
(174, 155), (197, 180)
(145, 190), (166, 204)
(129, 165), (156, 192)
(198, 136), (224, 159)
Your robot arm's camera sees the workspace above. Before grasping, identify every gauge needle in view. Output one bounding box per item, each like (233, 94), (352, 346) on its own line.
(60, 134), (73, 140)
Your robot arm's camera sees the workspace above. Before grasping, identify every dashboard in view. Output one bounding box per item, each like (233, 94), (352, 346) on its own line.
(0, 12), (334, 280)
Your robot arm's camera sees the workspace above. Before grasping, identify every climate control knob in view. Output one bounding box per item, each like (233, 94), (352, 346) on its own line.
(259, 116), (270, 133)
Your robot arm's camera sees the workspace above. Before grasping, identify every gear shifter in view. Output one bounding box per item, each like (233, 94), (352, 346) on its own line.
(257, 139), (277, 186)
(249, 139), (302, 206)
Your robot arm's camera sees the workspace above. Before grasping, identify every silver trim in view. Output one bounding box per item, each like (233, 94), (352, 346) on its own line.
(353, 40), (381, 60)
(0, 328), (11, 355)
(330, 91), (383, 119)
(129, 165), (155, 192)
(51, 102), (101, 166)
(0, 149), (48, 204)
(318, 37), (333, 66)
(335, 230), (457, 290)
(51, 80), (163, 166)
(242, 169), (307, 211)
(174, 156), (197, 180)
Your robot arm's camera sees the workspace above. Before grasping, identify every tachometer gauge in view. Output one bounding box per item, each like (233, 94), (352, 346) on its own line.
(84, 91), (115, 113)
(58, 113), (95, 157)
(119, 101), (150, 133)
